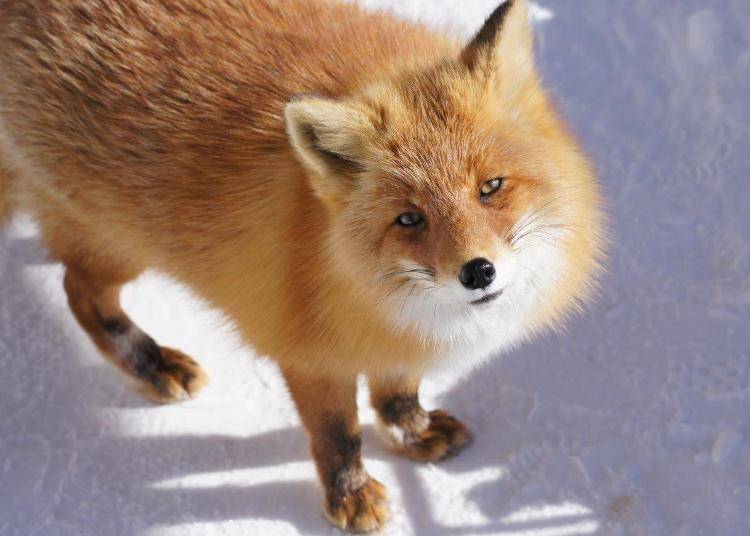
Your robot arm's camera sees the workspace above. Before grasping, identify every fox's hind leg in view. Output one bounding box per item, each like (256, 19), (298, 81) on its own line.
(62, 264), (207, 403)
(39, 210), (209, 404)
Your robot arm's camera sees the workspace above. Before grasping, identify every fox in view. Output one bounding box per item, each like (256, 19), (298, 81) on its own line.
(0, 0), (604, 532)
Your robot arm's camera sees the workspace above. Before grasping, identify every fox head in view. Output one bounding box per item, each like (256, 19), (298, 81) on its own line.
(285, 0), (604, 348)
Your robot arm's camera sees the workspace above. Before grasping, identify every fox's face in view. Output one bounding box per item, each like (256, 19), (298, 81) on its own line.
(286, 0), (603, 347)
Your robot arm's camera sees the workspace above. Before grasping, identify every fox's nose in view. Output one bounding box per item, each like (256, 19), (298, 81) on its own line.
(459, 258), (496, 290)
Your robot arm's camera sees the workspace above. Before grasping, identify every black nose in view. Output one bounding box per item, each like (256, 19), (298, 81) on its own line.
(459, 258), (496, 290)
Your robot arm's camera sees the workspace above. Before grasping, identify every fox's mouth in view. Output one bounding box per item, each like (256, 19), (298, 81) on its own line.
(470, 289), (503, 306)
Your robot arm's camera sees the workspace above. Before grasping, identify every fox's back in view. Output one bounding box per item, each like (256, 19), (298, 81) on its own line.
(0, 0), (450, 226)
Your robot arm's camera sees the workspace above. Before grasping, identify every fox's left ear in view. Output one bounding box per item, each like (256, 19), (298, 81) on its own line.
(285, 96), (375, 207)
(461, 0), (536, 93)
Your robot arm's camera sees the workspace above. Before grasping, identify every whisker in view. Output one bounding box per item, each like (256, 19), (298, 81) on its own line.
(379, 267), (436, 283)
(512, 222), (582, 247)
(376, 278), (411, 307)
(507, 199), (562, 244)
(507, 189), (589, 245)
(397, 283), (417, 323)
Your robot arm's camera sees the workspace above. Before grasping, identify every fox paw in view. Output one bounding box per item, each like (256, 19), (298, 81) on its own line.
(137, 347), (208, 403)
(383, 409), (472, 462)
(324, 477), (389, 533)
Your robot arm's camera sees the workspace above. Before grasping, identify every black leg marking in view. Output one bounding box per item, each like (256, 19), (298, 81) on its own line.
(321, 418), (367, 506)
(130, 336), (164, 378)
(101, 316), (130, 336)
(378, 393), (422, 426)
(98, 313), (167, 383)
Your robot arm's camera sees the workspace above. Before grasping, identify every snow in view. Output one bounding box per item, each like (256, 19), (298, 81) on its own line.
(1, 0), (749, 535)
(712, 430), (744, 466)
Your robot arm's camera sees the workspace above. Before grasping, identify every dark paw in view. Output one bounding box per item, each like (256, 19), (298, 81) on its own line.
(138, 347), (208, 403)
(324, 476), (389, 533)
(385, 409), (472, 462)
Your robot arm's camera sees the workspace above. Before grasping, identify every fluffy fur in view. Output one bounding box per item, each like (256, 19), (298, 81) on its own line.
(0, 0), (604, 531)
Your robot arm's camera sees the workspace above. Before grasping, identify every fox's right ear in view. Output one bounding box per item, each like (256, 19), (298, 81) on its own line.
(285, 96), (375, 207)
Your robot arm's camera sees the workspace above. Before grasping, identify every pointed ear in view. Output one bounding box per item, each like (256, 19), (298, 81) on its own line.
(285, 96), (375, 205)
(461, 0), (536, 91)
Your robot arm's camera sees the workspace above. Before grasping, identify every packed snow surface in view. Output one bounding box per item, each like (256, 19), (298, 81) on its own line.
(1, 1), (749, 535)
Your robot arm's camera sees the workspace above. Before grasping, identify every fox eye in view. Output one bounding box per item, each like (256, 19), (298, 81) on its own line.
(480, 177), (504, 201)
(396, 212), (424, 227)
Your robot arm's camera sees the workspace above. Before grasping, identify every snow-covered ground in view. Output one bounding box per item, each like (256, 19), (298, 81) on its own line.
(1, 1), (749, 535)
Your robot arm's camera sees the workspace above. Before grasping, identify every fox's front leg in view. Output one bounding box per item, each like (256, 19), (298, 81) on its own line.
(282, 368), (388, 533)
(369, 374), (472, 462)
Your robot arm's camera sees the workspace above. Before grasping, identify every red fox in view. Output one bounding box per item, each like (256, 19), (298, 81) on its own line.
(0, 0), (604, 531)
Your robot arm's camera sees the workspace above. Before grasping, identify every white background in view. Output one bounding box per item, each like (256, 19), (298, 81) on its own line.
(1, 1), (749, 534)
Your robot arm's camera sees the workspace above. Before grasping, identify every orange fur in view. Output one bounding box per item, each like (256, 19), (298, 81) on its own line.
(0, 161), (13, 226)
(0, 0), (604, 531)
